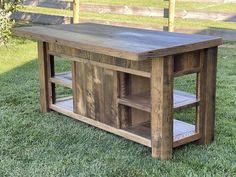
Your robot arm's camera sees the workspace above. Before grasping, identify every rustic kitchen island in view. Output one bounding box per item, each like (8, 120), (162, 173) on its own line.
(13, 23), (222, 160)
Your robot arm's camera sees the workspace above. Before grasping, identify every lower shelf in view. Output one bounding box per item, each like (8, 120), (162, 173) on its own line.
(123, 120), (196, 142)
(50, 98), (201, 148)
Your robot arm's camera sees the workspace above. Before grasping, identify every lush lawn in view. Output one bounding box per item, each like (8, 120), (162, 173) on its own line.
(0, 35), (235, 176)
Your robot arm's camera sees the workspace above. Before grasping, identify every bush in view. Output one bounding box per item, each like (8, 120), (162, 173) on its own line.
(0, 0), (22, 45)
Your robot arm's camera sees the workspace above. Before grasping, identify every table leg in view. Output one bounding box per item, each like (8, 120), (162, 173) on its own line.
(197, 47), (218, 144)
(151, 56), (174, 160)
(38, 41), (52, 112)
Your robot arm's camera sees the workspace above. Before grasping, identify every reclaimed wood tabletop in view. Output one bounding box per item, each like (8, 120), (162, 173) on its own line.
(13, 23), (222, 60)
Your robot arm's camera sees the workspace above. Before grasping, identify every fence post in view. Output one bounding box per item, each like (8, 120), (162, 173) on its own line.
(73, 0), (79, 23)
(168, 0), (176, 32)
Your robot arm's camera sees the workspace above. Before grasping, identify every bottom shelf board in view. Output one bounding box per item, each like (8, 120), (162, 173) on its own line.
(51, 98), (200, 148)
(56, 97), (73, 112)
(123, 120), (196, 142)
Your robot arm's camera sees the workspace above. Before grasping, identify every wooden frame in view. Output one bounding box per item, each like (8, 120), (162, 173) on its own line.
(36, 42), (218, 160)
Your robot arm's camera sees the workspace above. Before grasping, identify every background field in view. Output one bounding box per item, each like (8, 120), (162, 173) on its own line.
(11, 0), (235, 41)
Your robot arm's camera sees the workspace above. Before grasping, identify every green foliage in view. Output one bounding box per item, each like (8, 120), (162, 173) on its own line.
(0, 0), (22, 45)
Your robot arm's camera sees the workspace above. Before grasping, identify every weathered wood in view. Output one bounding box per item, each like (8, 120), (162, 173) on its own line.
(196, 50), (205, 137)
(51, 97), (201, 148)
(73, 0), (79, 23)
(71, 61), (77, 113)
(20, 2), (236, 22)
(174, 50), (200, 76)
(74, 62), (87, 116)
(18, 23), (221, 160)
(13, 23), (222, 60)
(50, 102), (152, 147)
(199, 47), (218, 144)
(47, 55), (56, 105)
(130, 76), (150, 125)
(50, 72), (72, 88)
(118, 90), (198, 112)
(93, 65), (105, 122)
(85, 63), (96, 119)
(38, 41), (50, 112)
(118, 73), (131, 128)
(151, 56), (174, 160)
(168, 0), (176, 32)
(102, 69), (119, 127)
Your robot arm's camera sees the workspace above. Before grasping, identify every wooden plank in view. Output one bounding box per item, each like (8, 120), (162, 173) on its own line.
(11, 12), (71, 25)
(118, 90), (198, 112)
(13, 23), (222, 60)
(102, 69), (119, 128)
(174, 50), (201, 76)
(93, 65), (105, 122)
(74, 62), (87, 116)
(168, 0), (176, 32)
(72, 60), (77, 113)
(77, 19), (236, 41)
(37, 41), (50, 112)
(151, 56), (174, 160)
(55, 97), (73, 112)
(48, 51), (151, 77)
(49, 73), (72, 88)
(85, 63), (96, 119)
(49, 103), (151, 147)
(73, 0), (79, 23)
(50, 99), (201, 148)
(196, 50), (206, 137)
(79, 4), (236, 22)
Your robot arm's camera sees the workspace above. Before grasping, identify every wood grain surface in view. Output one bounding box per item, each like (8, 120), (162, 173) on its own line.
(13, 23), (222, 60)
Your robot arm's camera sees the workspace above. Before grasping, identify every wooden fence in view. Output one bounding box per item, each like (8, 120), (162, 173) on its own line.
(12, 0), (236, 40)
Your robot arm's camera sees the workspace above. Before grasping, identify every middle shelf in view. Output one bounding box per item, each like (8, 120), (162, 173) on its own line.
(50, 72), (199, 112)
(118, 90), (199, 112)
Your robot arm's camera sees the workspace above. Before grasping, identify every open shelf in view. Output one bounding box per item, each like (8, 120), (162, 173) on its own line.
(118, 90), (199, 112)
(50, 97), (200, 148)
(123, 120), (195, 141)
(50, 72), (72, 89)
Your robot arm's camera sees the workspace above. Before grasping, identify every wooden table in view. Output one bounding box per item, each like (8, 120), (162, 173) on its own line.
(13, 23), (222, 160)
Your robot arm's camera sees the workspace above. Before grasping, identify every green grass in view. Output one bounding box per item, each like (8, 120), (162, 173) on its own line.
(0, 35), (236, 176)
(20, 6), (236, 30)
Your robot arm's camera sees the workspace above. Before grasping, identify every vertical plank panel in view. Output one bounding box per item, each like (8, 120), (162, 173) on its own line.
(38, 41), (50, 112)
(102, 69), (119, 128)
(151, 56), (174, 160)
(86, 63), (96, 119)
(93, 66), (105, 121)
(75, 62), (87, 116)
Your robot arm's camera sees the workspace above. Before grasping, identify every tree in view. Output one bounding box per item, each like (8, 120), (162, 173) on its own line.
(0, 0), (22, 45)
